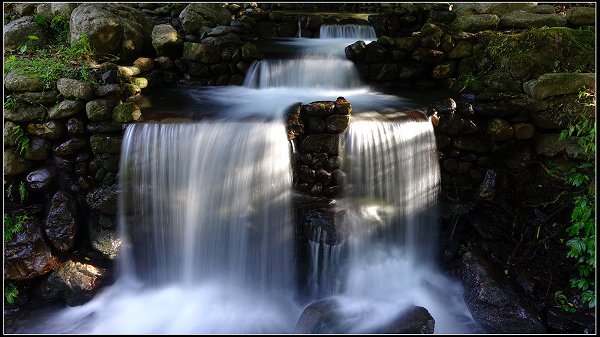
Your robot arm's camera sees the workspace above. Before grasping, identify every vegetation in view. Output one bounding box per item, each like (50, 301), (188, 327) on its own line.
(8, 125), (30, 156)
(4, 13), (95, 89)
(5, 283), (19, 305)
(556, 88), (596, 311)
(3, 213), (31, 242)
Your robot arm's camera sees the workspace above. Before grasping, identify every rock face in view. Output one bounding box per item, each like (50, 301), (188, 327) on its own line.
(452, 14), (500, 32)
(523, 73), (595, 100)
(26, 166), (56, 191)
(4, 149), (33, 176)
(4, 220), (58, 280)
(4, 70), (45, 92)
(40, 260), (107, 306)
(295, 299), (435, 333)
(3, 16), (49, 50)
(70, 3), (153, 61)
(45, 192), (78, 251)
(86, 184), (119, 215)
(500, 10), (566, 28)
(459, 252), (545, 333)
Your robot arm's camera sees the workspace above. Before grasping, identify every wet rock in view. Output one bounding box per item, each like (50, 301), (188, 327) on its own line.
(454, 137), (489, 153)
(302, 101), (336, 116)
(101, 70), (118, 84)
(310, 183), (323, 195)
(487, 118), (513, 141)
(26, 166), (56, 191)
(306, 118), (327, 133)
(523, 73), (595, 100)
(4, 149), (33, 176)
(48, 100), (85, 119)
(432, 62), (455, 79)
(459, 252), (545, 333)
(315, 169), (332, 186)
(334, 97), (352, 115)
(40, 260), (107, 306)
(86, 184), (119, 215)
(154, 56), (174, 70)
(284, 103), (304, 140)
(394, 37), (419, 51)
(302, 135), (341, 155)
(474, 3), (536, 15)
(439, 111), (478, 135)
(95, 84), (120, 98)
(66, 118), (85, 136)
(201, 33), (242, 47)
(546, 307), (596, 333)
(91, 229), (122, 260)
(183, 42), (220, 63)
(500, 10), (566, 28)
(327, 115), (350, 133)
(113, 102), (141, 123)
(27, 121), (64, 139)
(56, 78), (95, 100)
(54, 138), (87, 157)
(452, 14), (500, 32)
(4, 219), (58, 280)
(478, 169), (497, 200)
(566, 7), (595, 26)
(345, 41), (366, 61)
(4, 105), (47, 123)
(296, 299), (435, 333)
(298, 165), (316, 183)
(90, 135), (123, 155)
(4, 121), (21, 147)
(86, 122), (123, 134)
(70, 3), (153, 62)
(3, 16), (49, 50)
(365, 42), (387, 63)
(411, 48), (445, 64)
(448, 41), (473, 59)
(241, 42), (263, 59)
(45, 191), (77, 251)
(376, 63), (398, 81)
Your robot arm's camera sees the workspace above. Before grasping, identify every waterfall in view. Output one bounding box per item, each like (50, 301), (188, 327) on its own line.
(118, 122), (295, 292)
(319, 24), (377, 40)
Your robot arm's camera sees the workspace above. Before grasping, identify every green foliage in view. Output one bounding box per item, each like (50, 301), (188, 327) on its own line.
(456, 73), (481, 92)
(4, 35), (95, 89)
(8, 125), (30, 156)
(5, 184), (14, 198)
(18, 181), (27, 203)
(559, 117), (596, 310)
(3, 213), (30, 242)
(5, 283), (19, 305)
(554, 291), (577, 313)
(4, 94), (21, 110)
(33, 14), (69, 43)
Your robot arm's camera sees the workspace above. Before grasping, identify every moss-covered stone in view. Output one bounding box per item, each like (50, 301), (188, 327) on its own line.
(48, 100), (85, 119)
(523, 73), (595, 100)
(4, 70), (45, 92)
(484, 27), (595, 82)
(4, 148), (33, 175)
(500, 11), (566, 29)
(183, 42), (220, 63)
(474, 3), (537, 15)
(566, 7), (595, 26)
(112, 102), (141, 123)
(452, 14), (500, 33)
(90, 135), (123, 155)
(4, 105), (47, 122)
(27, 121), (64, 139)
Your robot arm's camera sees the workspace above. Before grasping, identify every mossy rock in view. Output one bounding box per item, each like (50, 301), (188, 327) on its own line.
(112, 102), (141, 123)
(566, 7), (595, 26)
(452, 14), (499, 33)
(523, 73), (595, 100)
(499, 10), (566, 29)
(484, 27), (595, 82)
(473, 3), (537, 15)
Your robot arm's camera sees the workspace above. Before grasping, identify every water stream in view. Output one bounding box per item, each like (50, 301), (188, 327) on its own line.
(13, 23), (479, 334)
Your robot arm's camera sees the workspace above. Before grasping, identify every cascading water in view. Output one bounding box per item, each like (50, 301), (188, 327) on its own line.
(13, 22), (479, 334)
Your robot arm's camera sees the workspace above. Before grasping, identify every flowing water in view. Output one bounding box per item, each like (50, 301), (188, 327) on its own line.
(12, 23), (479, 334)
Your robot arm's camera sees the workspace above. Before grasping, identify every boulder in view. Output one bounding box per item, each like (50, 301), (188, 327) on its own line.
(345, 41), (366, 61)
(535, 133), (574, 157)
(179, 3), (231, 35)
(25, 166), (56, 191)
(4, 149), (33, 176)
(27, 121), (64, 140)
(70, 3), (153, 62)
(40, 260), (107, 306)
(474, 3), (537, 15)
(566, 7), (595, 26)
(302, 135), (341, 155)
(48, 100), (85, 119)
(241, 42), (262, 59)
(54, 138), (87, 157)
(50, 3), (79, 19)
(4, 105), (47, 123)
(86, 99), (118, 121)
(23, 138), (52, 161)
(151, 24), (183, 57)
(4, 70), (45, 92)
(91, 229), (122, 260)
(523, 73), (595, 100)
(183, 42), (220, 63)
(513, 123), (535, 139)
(112, 102), (142, 123)
(452, 14), (500, 32)
(15, 91), (59, 105)
(327, 115), (350, 133)
(3, 16), (49, 50)
(45, 191), (78, 251)
(4, 219), (58, 280)
(56, 78), (96, 100)
(500, 11), (566, 28)
(459, 252), (545, 333)
(90, 135), (123, 155)
(486, 118), (513, 141)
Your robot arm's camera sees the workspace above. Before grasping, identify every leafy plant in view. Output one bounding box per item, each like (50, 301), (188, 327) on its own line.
(4, 95), (20, 110)
(18, 181), (27, 203)
(9, 125), (30, 155)
(554, 290), (577, 313)
(5, 184), (13, 198)
(3, 213), (31, 242)
(559, 117), (596, 310)
(5, 283), (19, 305)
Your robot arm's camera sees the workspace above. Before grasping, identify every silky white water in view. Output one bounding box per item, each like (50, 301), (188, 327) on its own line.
(12, 23), (479, 334)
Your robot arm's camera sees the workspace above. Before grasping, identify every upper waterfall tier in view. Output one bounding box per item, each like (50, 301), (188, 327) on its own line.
(319, 24), (377, 40)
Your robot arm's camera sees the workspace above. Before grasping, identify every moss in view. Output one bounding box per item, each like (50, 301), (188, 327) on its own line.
(484, 27), (595, 82)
